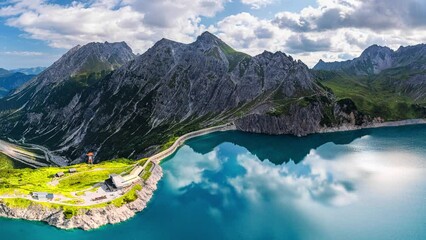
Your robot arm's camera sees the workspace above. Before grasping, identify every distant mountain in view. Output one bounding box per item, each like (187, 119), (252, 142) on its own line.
(314, 44), (426, 75)
(0, 32), (366, 163)
(313, 44), (426, 120)
(0, 68), (10, 77)
(10, 67), (46, 75)
(0, 72), (35, 98)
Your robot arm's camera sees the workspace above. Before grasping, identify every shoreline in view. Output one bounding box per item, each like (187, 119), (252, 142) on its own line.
(1, 119), (425, 230)
(318, 119), (426, 134)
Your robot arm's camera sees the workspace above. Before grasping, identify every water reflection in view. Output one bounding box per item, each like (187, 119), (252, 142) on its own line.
(185, 129), (370, 164)
(160, 125), (426, 239)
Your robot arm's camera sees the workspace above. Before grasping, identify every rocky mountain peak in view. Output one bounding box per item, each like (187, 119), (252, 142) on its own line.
(360, 44), (393, 59)
(13, 41), (135, 95)
(192, 31), (233, 53)
(195, 31), (222, 45)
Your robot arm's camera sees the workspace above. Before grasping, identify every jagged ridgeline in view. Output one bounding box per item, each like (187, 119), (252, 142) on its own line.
(313, 44), (426, 120)
(0, 32), (359, 163)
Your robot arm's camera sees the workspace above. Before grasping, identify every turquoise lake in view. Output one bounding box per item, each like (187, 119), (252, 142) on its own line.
(1, 125), (426, 240)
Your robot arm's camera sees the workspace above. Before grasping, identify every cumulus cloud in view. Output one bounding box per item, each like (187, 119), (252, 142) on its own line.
(273, 0), (426, 32)
(0, 0), (226, 52)
(1, 0), (426, 68)
(240, 0), (274, 9)
(210, 12), (288, 55)
(209, 1), (426, 66)
(285, 34), (331, 53)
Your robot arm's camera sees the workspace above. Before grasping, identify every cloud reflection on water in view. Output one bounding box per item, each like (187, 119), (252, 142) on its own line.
(165, 133), (424, 209)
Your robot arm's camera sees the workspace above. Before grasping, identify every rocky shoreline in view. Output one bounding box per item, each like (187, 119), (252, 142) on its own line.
(318, 119), (426, 133)
(0, 164), (163, 231)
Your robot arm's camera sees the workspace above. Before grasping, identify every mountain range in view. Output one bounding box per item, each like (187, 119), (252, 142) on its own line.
(1, 32), (423, 163)
(314, 44), (426, 76)
(10, 67), (46, 75)
(313, 44), (426, 120)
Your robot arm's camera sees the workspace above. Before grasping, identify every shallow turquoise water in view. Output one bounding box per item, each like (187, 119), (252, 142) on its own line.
(1, 125), (426, 240)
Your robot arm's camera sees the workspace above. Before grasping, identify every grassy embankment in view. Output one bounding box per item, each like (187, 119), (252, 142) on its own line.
(0, 158), (148, 218)
(0, 153), (14, 170)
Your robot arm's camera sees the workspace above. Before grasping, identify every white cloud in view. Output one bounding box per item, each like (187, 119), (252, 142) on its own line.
(0, 0), (227, 53)
(1, 0), (426, 68)
(208, 0), (426, 67)
(273, 0), (426, 32)
(240, 0), (274, 9)
(0, 51), (43, 56)
(210, 12), (289, 56)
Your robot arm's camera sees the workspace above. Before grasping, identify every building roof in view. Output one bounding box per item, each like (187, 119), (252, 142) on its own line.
(111, 175), (126, 189)
(32, 192), (54, 199)
(32, 192), (48, 196)
(109, 166), (143, 189)
(130, 165), (144, 176)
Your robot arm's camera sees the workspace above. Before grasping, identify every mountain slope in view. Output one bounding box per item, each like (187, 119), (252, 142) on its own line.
(0, 32), (364, 163)
(0, 68), (9, 76)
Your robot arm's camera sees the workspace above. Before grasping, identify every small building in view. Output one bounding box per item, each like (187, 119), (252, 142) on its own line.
(55, 172), (64, 177)
(69, 168), (77, 173)
(31, 192), (54, 201)
(106, 165), (144, 189)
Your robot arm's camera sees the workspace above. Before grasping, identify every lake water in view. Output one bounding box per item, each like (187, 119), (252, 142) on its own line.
(1, 125), (426, 240)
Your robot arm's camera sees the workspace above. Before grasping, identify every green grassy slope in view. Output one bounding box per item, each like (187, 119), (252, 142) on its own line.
(314, 70), (426, 120)
(0, 158), (142, 196)
(0, 153), (14, 170)
(0, 158), (149, 218)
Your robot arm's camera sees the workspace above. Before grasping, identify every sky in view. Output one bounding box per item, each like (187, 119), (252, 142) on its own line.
(0, 0), (426, 69)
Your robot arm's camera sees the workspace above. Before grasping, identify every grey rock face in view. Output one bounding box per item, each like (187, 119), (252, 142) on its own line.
(399, 74), (426, 101)
(235, 104), (324, 136)
(0, 32), (359, 162)
(14, 41), (135, 96)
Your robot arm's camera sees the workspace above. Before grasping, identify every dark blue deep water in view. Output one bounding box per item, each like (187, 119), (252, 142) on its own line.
(1, 125), (426, 240)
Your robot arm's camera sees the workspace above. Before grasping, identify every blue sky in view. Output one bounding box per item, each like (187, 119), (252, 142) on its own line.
(0, 0), (425, 69)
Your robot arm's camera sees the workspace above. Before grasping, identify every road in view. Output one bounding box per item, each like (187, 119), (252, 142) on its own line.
(148, 123), (236, 164)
